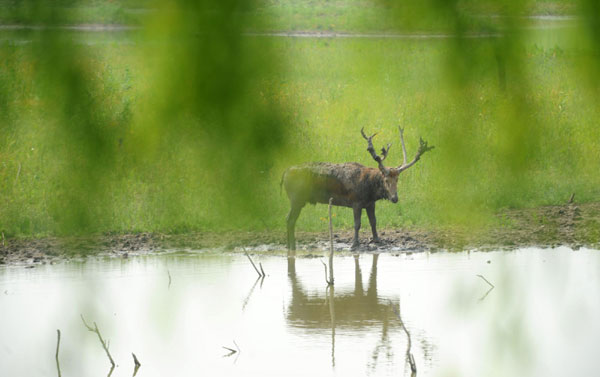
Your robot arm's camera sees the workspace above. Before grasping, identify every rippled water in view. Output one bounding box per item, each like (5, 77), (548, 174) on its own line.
(1, 247), (599, 377)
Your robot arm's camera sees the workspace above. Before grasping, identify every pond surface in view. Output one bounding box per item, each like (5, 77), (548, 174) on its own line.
(1, 247), (599, 377)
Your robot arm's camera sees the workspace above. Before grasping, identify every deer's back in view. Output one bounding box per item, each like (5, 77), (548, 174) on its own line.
(283, 162), (381, 207)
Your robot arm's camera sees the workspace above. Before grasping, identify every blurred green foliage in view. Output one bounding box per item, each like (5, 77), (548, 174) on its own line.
(0, 0), (599, 236)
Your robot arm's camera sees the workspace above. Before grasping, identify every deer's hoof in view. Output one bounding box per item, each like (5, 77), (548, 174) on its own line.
(350, 242), (360, 251)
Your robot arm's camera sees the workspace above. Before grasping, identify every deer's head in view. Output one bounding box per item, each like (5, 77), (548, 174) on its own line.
(361, 127), (434, 203)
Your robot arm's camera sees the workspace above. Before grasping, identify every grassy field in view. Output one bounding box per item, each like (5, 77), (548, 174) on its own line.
(1, 21), (599, 238)
(0, 0), (582, 31)
(0, 1), (599, 239)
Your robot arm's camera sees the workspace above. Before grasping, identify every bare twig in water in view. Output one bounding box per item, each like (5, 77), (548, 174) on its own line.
(259, 262), (266, 277)
(476, 274), (495, 288)
(81, 315), (115, 368)
(167, 270), (172, 289)
(242, 277), (261, 311)
(477, 274), (495, 301)
(319, 198), (336, 286)
(243, 248), (264, 278)
(55, 329), (62, 377)
(390, 300), (417, 374)
(132, 353), (141, 376)
(479, 286), (494, 302)
(320, 260), (333, 285)
(328, 197), (335, 286)
(408, 353), (416, 375)
(223, 340), (241, 357)
(327, 285), (336, 368)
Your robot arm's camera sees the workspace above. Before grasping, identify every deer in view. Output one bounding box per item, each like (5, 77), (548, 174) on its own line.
(281, 127), (434, 251)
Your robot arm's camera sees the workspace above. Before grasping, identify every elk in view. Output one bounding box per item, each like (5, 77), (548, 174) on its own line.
(281, 127), (434, 251)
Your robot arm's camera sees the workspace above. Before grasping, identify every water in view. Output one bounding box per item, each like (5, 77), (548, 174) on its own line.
(1, 247), (599, 377)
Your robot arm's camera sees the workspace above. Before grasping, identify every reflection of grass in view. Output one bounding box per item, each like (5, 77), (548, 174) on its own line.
(1, 25), (599, 237)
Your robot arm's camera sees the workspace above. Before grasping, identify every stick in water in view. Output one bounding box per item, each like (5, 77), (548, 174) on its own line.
(223, 340), (241, 357)
(243, 248), (263, 278)
(81, 315), (115, 368)
(320, 259), (330, 285)
(132, 353), (141, 376)
(328, 197), (334, 285)
(55, 329), (62, 377)
(477, 274), (495, 301)
(476, 274), (495, 288)
(390, 300), (417, 374)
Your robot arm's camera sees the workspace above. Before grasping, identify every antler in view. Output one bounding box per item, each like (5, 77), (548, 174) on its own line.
(361, 128), (391, 172)
(398, 126), (408, 166)
(396, 126), (434, 173)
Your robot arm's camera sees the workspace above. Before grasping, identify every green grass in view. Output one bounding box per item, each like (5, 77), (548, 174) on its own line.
(0, 0), (582, 31)
(0, 0), (149, 25)
(1, 19), (599, 237)
(247, 0), (582, 33)
(269, 34), (600, 233)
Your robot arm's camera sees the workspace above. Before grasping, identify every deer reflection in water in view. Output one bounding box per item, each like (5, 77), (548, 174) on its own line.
(287, 254), (421, 374)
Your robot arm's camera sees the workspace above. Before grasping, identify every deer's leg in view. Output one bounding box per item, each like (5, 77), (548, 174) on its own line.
(286, 203), (303, 252)
(354, 254), (364, 295)
(351, 206), (362, 250)
(366, 203), (381, 244)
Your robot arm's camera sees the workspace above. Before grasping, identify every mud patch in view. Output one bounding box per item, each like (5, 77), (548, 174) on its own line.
(1, 202), (599, 266)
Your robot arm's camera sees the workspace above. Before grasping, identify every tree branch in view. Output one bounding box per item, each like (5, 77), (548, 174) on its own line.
(55, 329), (62, 377)
(390, 300), (416, 374)
(243, 248), (264, 278)
(81, 315), (115, 368)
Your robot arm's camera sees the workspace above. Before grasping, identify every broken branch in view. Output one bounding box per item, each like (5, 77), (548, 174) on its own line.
(477, 274), (495, 301)
(476, 274), (495, 288)
(55, 329), (62, 377)
(132, 353), (141, 377)
(243, 248), (263, 278)
(320, 260), (331, 285)
(328, 197), (334, 286)
(81, 315), (115, 368)
(390, 300), (417, 374)
(222, 340), (241, 357)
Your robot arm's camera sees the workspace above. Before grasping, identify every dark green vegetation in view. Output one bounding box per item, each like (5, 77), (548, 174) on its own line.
(0, 1), (582, 31)
(0, 1), (599, 245)
(0, 0), (148, 25)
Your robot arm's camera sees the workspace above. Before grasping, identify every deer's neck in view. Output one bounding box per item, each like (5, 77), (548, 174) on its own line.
(371, 172), (388, 201)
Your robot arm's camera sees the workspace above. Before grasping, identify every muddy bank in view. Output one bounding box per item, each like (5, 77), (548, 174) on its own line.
(1, 202), (599, 266)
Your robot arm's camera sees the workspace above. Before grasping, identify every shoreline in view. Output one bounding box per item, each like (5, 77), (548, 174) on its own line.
(1, 202), (598, 266)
